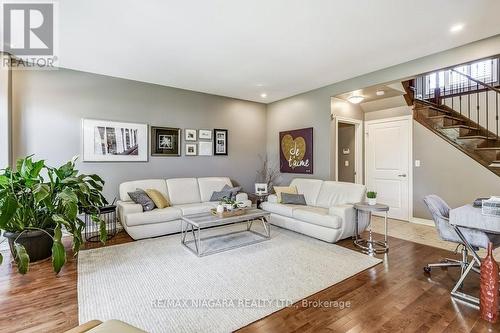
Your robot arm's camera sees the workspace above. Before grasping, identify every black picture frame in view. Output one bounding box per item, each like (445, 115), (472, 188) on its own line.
(213, 129), (228, 155)
(151, 126), (181, 156)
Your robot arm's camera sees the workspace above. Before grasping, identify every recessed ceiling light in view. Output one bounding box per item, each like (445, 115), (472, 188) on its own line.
(347, 95), (364, 104)
(450, 23), (464, 33)
(376, 90), (385, 96)
(260, 93), (267, 98)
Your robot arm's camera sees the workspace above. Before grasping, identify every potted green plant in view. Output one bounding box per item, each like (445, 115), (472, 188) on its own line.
(366, 191), (377, 206)
(0, 155), (107, 274)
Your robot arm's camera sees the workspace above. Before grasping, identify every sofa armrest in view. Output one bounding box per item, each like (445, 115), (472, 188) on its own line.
(235, 192), (248, 202)
(267, 194), (278, 203)
(329, 204), (355, 222)
(116, 201), (143, 224)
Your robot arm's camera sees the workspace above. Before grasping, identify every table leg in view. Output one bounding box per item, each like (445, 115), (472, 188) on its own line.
(354, 209), (359, 241)
(384, 211), (388, 245)
(449, 225), (483, 307)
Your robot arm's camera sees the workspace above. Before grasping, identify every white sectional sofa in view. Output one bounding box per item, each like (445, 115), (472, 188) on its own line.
(261, 178), (367, 243)
(117, 177), (252, 240)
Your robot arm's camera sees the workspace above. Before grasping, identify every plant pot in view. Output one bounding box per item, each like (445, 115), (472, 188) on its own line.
(367, 198), (377, 206)
(3, 229), (54, 262)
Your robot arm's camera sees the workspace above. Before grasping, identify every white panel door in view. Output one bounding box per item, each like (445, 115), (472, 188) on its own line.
(366, 117), (410, 221)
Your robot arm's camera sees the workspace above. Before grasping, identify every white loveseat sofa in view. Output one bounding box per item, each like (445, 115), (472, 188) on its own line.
(117, 177), (252, 240)
(261, 178), (367, 243)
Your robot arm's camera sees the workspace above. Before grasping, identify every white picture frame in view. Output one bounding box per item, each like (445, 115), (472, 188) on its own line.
(185, 143), (197, 156)
(255, 183), (268, 195)
(198, 141), (213, 156)
(185, 129), (197, 141)
(82, 119), (148, 162)
(198, 129), (212, 140)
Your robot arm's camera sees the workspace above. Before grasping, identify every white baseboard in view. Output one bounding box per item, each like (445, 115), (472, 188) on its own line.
(409, 217), (434, 227)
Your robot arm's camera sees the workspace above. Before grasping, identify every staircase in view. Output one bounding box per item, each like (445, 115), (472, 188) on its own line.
(405, 57), (500, 176)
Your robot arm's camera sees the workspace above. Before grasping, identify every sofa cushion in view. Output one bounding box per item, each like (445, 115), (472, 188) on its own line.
(119, 179), (168, 202)
(260, 202), (297, 218)
(145, 189), (170, 208)
(315, 181), (366, 209)
(209, 189), (233, 202)
(290, 178), (323, 206)
(128, 189), (156, 211)
(281, 193), (307, 205)
(197, 177), (233, 202)
(125, 207), (182, 227)
(222, 184), (241, 200)
(292, 206), (342, 229)
(174, 202), (218, 216)
(273, 186), (298, 203)
(166, 178), (201, 205)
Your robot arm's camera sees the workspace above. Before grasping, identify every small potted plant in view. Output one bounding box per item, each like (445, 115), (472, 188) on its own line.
(366, 191), (377, 206)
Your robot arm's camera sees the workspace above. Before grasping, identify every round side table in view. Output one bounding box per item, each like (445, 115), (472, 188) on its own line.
(353, 202), (389, 254)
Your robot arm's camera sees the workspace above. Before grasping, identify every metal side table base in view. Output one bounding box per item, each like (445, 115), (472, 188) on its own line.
(353, 203), (390, 255)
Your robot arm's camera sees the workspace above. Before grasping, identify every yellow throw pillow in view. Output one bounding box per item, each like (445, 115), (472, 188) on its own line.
(274, 186), (298, 203)
(145, 189), (170, 209)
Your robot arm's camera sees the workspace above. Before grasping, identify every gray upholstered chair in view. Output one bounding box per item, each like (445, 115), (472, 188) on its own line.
(422, 195), (500, 275)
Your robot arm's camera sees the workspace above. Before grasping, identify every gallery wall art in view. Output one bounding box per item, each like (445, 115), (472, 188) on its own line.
(214, 129), (228, 155)
(82, 119), (148, 162)
(151, 126), (181, 156)
(279, 127), (313, 174)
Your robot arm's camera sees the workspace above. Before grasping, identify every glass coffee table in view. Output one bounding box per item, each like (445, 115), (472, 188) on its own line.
(181, 208), (271, 257)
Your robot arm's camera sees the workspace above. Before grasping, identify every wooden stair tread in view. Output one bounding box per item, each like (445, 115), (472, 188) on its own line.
(442, 125), (478, 130)
(475, 147), (500, 151)
(457, 135), (497, 140)
(427, 115), (463, 122)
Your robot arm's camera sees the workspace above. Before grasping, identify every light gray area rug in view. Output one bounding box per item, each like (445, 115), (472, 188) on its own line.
(78, 225), (381, 333)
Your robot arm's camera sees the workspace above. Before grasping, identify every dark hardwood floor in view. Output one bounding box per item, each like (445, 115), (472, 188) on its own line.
(0, 230), (498, 333)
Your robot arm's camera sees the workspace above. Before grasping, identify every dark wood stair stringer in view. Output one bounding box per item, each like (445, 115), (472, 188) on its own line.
(413, 100), (500, 177)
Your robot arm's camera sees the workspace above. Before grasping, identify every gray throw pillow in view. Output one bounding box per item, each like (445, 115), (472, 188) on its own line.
(210, 190), (232, 202)
(222, 184), (241, 200)
(281, 193), (307, 205)
(128, 189), (156, 211)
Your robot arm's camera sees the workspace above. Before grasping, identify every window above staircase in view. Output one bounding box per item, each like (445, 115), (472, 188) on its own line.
(416, 57), (499, 100)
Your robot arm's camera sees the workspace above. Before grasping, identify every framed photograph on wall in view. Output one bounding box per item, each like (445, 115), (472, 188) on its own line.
(185, 143), (197, 156)
(198, 141), (213, 156)
(151, 126), (181, 156)
(198, 129), (212, 140)
(185, 129), (197, 141)
(214, 129), (228, 155)
(82, 119), (148, 162)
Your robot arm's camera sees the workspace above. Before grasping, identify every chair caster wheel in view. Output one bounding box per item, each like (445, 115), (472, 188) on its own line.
(423, 266), (431, 274)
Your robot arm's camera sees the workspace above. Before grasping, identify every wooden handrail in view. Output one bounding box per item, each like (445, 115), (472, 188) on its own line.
(450, 69), (500, 94)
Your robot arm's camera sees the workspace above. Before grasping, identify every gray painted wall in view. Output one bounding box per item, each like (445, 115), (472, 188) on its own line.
(267, 34), (500, 218)
(364, 106), (412, 121)
(12, 68), (266, 201)
(413, 121), (500, 219)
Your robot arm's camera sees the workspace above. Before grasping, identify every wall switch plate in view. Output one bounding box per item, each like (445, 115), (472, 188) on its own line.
(345, 160), (349, 167)
(415, 160), (421, 167)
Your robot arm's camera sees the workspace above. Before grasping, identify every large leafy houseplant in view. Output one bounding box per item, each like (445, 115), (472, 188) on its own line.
(0, 156), (107, 274)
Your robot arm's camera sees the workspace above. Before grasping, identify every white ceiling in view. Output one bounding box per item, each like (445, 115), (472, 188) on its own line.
(55, 0), (500, 103)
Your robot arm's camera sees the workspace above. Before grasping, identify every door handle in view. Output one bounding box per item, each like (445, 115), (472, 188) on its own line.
(398, 174), (407, 177)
